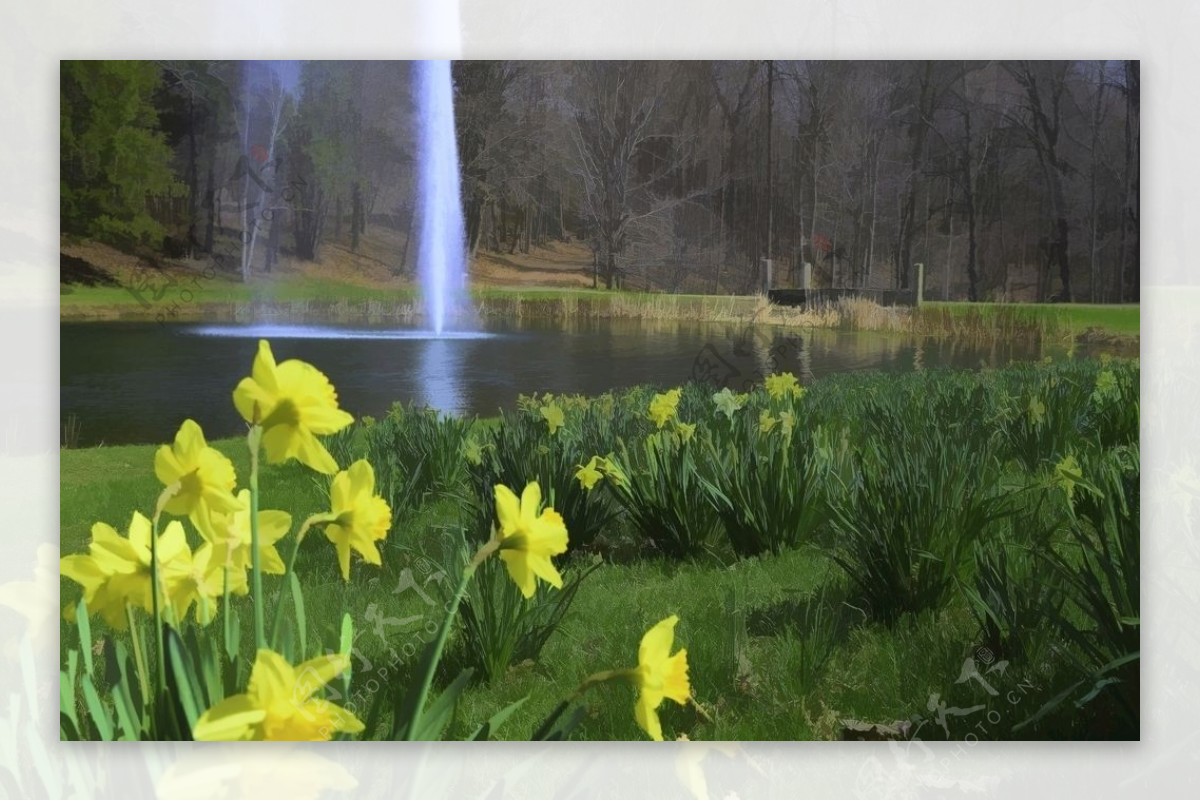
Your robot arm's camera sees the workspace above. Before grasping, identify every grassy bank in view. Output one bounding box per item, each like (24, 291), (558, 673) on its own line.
(61, 236), (1138, 344)
(61, 358), (1139, 740)
(62, 277), (1138, 347)
(917, 301), (1140, 340)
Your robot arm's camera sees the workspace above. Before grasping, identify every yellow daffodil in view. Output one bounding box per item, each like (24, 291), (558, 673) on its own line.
(712, 387), (748, 421)
(596, 456), (629, 488)
(319, 459), (392, 581)
(205, 489), (292, 595)
(192, 649), (363, 741)
(759, 410), (778, 435)
(493, 481), (568, 598)
(779, 409), (796, 440)
(1093, 370), (1119, 403)
(60, 511), (189, 630)
(1055, 453), (1084, 504)
(648, 389), (682, 429)
(632, 615), (691, 741)
(462, 437), (485, 466)
(1028, 396), (1046, 426)
(575, 456), (605, 491)
(675, 421), (696, 443)
(154, 419), (243, 539)
(764, 372), (803, 400)
(540, 403), (565, 436)
(233, 340), (354, 474)
(165, 543), (225, 625)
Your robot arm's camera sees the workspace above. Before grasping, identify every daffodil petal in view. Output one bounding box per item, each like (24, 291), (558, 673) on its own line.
(247, 649), (295, 703)
(193, 694), (267, 741)
(294, 428), (339, 475)
(638, 615), (678, 668)
(635, 691), (664, 741)
(233, 376), (273, 425)
(526, 554), (564, 590)
(494, 484), (521, 537)
(296, 653), (351, 691)
(662, 649), (691, 704)
(499, 549), (537, 599)
(519, 481), (542, 529)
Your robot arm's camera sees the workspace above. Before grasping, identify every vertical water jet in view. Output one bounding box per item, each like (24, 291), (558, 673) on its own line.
(414, 60), (468, 335)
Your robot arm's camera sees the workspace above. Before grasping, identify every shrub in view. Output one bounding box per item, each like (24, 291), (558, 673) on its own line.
(605, 429), (722, 559)
(700, 410), (831, 558)
(826, 422), (1009, 625)
(467, 404), (619, 553)
(363, 403), (474, 514)
(455, 551), (601, 684)
(1018, 444), (1139, 737)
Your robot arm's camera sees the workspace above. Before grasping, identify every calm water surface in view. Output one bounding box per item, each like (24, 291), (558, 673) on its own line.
(61, 318), (1079, 447)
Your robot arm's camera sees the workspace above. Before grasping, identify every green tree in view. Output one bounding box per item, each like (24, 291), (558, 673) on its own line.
(61, 60), (182, 246)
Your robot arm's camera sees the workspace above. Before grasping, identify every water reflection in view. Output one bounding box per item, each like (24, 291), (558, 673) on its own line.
(416, 336), (465, 413)
(60, 318), (1127, 447)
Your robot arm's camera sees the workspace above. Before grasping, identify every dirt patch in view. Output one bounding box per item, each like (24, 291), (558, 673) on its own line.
(472, 240), (595, 288)
(63, 227), (602, 292)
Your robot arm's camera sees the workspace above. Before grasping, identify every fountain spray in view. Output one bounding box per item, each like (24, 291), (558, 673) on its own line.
(414, 60), (469, 335)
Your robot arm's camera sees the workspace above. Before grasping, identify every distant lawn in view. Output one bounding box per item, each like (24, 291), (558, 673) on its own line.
(61, 268), (1138, 345)
(59, 273), (412, 308)
(923, 301), (1140, 336)
(60, 276), (731, 309)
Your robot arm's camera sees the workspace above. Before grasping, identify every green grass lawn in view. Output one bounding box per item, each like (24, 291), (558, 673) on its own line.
(59, 437), (979, 741)
(59, 275), (734, 310)
(922, 301), (1140, 337)
(62, 269), (1138, 347)
(59, 274), (410, 309)
(59, 420), (1104, 741)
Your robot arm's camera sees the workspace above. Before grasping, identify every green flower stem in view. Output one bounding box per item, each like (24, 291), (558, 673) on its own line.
(247, 425), (265, 651)
(125, 603), (150, 703)
(150, 482), (180, 697)
(571, 668), (636, 700)
(406, 538), (500, 738)
(270, 513), (336, 650)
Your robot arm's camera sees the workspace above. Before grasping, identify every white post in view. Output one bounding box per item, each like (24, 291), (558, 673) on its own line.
(915, 262), (925, 307)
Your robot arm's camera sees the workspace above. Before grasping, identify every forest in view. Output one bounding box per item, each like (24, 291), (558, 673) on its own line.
(60, 60), (1140, 303)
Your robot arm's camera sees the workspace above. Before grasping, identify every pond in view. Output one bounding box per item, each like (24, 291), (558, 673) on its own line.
(60, 318), (1082, 447)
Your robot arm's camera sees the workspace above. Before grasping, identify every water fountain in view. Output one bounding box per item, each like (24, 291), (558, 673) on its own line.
(414, 60), (470, 335)
(191, 59), (485, 344)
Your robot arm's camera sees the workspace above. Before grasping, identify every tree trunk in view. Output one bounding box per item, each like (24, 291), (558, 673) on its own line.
(351, 182), (362, 252)
(264, 206), (282, 273)
(963, 106), (979, 302)
(867, 138), (878, 286)
(764, 59), (774, 293)
(202, 160), (215, 254)
(398, 204), (415, 275)
(468, 198), (483, 260)
(897, 62), (934, 291)
(186, 93), (199, 259)
(1119, 60), (1140, 302)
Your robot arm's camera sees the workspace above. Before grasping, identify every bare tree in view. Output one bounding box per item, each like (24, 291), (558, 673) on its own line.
(1004, 61), (1075, 301)
(570, 62), (661, 289)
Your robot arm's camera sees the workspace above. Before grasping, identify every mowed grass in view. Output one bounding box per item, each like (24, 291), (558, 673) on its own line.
(921, 301), (1140, 337)
(61, 435), (989, 741)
